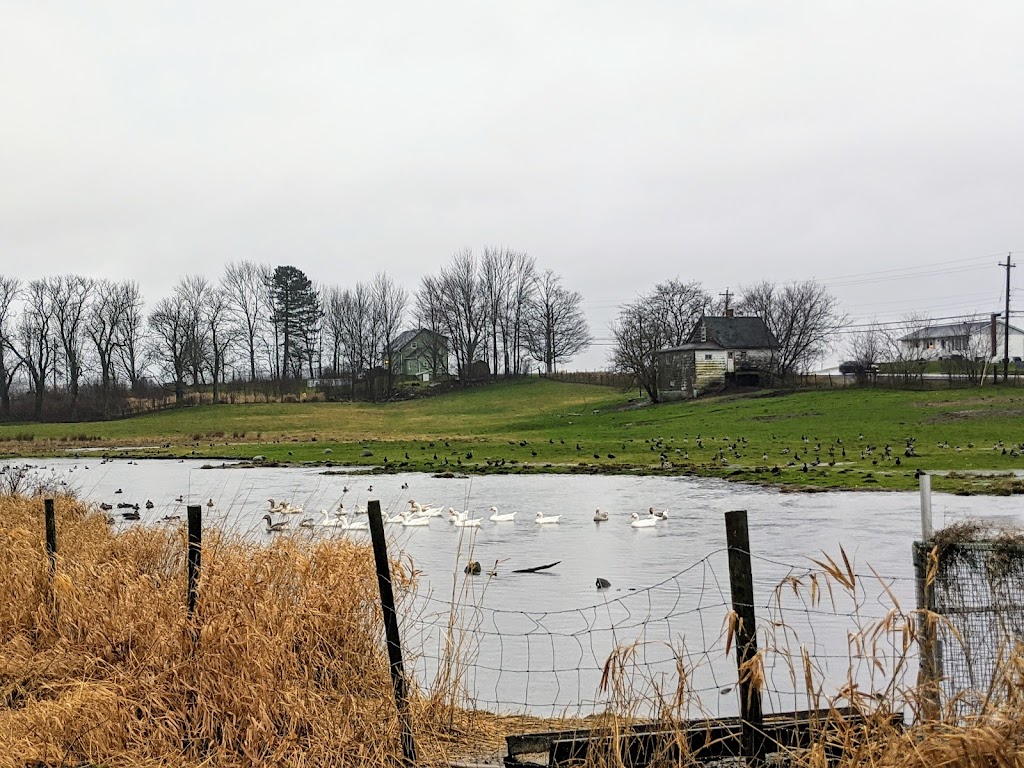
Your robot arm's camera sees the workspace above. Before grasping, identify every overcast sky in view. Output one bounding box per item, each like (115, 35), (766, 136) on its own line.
(3, 2), (1023, 369)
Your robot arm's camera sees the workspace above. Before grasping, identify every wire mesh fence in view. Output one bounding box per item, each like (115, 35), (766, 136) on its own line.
(914, 536), (1024, 719)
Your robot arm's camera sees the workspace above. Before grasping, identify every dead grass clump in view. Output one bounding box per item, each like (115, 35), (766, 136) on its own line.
(0, 495), (488, 767)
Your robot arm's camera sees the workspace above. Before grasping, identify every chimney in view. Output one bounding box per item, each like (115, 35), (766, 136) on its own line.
(726, 308), (735, 318)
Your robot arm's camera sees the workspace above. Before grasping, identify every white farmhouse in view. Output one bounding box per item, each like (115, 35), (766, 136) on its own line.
(899, 318), (1024, 361)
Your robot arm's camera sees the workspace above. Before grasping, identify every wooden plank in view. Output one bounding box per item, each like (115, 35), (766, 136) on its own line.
(545, 711), (903, 768)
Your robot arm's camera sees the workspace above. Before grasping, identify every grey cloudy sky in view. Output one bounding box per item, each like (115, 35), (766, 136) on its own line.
(3, 2), (1023, 369)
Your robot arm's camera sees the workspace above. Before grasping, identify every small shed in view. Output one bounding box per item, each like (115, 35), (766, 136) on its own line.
(657, 314), (778, 400)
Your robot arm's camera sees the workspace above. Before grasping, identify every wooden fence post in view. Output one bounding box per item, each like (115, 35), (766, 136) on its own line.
(186, 505), (202, 625)
(44, 498), (57, 580)
(725, 510), (766, 766)
(368, 499), (417, 766)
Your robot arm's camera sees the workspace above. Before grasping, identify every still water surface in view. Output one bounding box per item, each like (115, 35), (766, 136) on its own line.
(22, 458), (1023, 717)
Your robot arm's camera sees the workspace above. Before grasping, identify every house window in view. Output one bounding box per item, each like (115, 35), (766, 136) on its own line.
(704, 354), (713, 361)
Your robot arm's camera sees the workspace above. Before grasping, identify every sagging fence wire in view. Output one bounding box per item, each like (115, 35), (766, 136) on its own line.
(389, 535), (922, 720)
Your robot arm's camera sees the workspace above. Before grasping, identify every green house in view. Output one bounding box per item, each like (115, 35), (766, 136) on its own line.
(390, 328), (449, 381)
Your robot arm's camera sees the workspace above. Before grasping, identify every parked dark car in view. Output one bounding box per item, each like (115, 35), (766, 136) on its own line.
(839, 361), (878, 375)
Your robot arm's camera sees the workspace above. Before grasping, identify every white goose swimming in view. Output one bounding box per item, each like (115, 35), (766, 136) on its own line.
(408, 500), (445, 518)
(593, 508), (609, 522)
(262, 514), (289, 532)
(630, 512), (657, 529)
(454, 510), (482, 528)
(400, 511), (430, 527)
(535, 511), (561, 525)
(489, 506), (516, 522)
(319, 509), (346, 528)
(383, 510), (405, 524)
(346, 517), (369, 531)
(447, 507), (461, 523)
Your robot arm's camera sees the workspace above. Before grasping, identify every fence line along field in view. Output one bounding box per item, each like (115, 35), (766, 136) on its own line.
(4, 379), (1024, 494)
(6, 482), (1024, 767)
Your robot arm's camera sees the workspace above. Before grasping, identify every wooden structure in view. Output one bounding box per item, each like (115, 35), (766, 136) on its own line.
(504, 707), (903, 767)
(657, 313), (778, 401)
(390, 328), (449, 381)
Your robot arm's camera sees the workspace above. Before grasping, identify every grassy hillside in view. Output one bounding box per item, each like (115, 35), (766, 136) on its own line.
(3, 379), (1024, 493)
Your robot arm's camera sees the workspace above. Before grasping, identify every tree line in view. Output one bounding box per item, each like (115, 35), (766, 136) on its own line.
(0, 249), (591, 421)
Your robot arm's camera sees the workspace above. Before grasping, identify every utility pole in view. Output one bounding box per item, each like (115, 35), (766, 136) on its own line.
(999, 254), (1015, 382)
(719, 288), (732, 315)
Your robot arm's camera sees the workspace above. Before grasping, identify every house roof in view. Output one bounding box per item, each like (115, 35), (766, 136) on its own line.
(690, 316), (778, 349)
(900, 319), (1024, 342)
(392, 328), (448, 351)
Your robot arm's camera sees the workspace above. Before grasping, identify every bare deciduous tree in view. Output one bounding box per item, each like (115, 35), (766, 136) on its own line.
(524, 270), (591, 373)
(371, 272), (407, 398)
(413, 275), (450, 380)
(610, 279), (712, 402)
(49, 274), (93, 418)
(435, 249), (487, 383)
(115, 281), (148, 389)
(738, 280), (846, 378)
(222, 260), (271, 381)
(12, 280), (56, 419)
(334, 283), (371, 399)
(87, 279), (133, 416)
(0, 276), (22, 419)
(148, 292), (191, 404)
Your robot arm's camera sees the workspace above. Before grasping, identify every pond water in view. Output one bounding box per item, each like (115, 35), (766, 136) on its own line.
(14, 458), (1023, 718)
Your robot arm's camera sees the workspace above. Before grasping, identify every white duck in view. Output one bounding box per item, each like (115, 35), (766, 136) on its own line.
(262, 514), (289, 532)
(489, 506), (516, 522)
(447, 507), (461, 523)
(400, 511), (430, 527)
(319, 509), (346, 528)
(454, 510), (482, 528)
(593, 508), (609, 522)
(648, 506), (669, 520)
(383, 510), (405, 524)
(408, 500), (445, 518)
(535, 511), (561, 525)
(630, 512), (657, 529)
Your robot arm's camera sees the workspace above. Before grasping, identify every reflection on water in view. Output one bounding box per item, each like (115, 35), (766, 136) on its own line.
(16, 458), (1024, 717)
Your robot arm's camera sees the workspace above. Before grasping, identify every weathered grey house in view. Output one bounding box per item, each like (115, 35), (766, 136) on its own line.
(657, 314), (778, 400)
(390, 328), (449, 381)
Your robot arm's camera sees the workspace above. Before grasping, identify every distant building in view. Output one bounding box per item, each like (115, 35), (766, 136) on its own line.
(899, 318), (1024, 361)
(656, 313), (778, 400)
(390, 328), (449, 381)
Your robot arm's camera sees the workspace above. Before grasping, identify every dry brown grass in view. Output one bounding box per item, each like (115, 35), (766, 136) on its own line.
(5, 496), (1024, 767)
(0, 494), (544, 767)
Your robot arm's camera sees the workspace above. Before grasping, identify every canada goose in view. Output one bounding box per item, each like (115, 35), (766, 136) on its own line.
(262, 515), (288, 532)
(535, 511), (561, 525)
(593, 508), (608, 522)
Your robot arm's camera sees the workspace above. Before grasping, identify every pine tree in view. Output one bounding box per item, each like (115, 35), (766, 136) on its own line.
(267, 266), (321, 379)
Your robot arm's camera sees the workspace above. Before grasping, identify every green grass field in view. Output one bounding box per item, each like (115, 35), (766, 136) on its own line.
(3, 379), (1024, 494)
